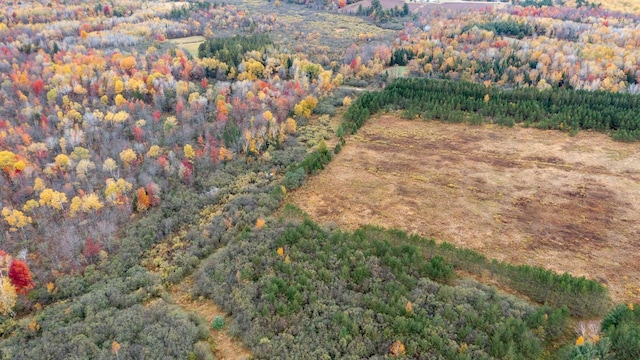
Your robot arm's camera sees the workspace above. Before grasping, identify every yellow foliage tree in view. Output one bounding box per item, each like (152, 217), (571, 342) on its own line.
(13, 160), (25, 172)
(59, 137), (68, 154)
(284, 118), (297, 134)
(105, 178), (133, 205)
(81, 193), (104, 213)
(114, 94), (127, 107)
(183, 144), (195, 162)
(147, 145), (161, 158)
(102, 158), (117, 173)
(2, 208), (32, 231)
(163, 116), (178, 134)
(33, 178), (45, 192)
(69, 196), (82, 217)
(39, 189), (68, 210)
(22, 200), (39, 213)
(0, 151), (16, 172)
(75, 159), (96, 180)
(0, 276), (17, 316)
(188, 92), (201, 105)
(70, 193), (104, 217)
(119, 148), (137, 166)
(239, 58), (265, 81)
(114, 80), (124, 95)
(293, 96), (318, 119)
(263, 110), (274, 122)
(54, 154), (70, 169)
(105, 111), (130, 124)
(47, 88), (58, 104)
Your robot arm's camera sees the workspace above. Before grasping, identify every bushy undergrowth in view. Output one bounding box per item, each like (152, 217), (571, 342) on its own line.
(1, 267), (209, 360)
(193, 212), (574, 359)
(362, 228), (609, 318)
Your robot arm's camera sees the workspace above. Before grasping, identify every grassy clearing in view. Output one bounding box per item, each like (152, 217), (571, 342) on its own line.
(386, 65), (407, 78)
(169, 35), (206, 57)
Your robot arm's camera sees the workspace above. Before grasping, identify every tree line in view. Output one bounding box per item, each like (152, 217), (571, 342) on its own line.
(342, 78), (640, 141)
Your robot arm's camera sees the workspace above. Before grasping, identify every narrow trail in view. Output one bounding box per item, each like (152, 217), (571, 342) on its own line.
(170, 277), (252, 360)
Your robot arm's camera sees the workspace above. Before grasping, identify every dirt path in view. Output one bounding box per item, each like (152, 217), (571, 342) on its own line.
(170, 278), (252, 360)
(289, 115), (640, 304)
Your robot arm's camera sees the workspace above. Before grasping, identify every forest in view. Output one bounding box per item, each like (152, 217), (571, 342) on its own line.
(0, 0), (639, 358)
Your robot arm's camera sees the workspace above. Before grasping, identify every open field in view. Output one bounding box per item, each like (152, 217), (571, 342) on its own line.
(587, 0), (640, 12)
(290, 115), (640, 303)
(168, 36), (206, 57)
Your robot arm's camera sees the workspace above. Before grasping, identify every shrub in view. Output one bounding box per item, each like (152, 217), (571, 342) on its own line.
(424, 255), (455, 284)
(282, 168), (306, 190)
(211, 316), (225, 330)
(193, 341), (215, 360)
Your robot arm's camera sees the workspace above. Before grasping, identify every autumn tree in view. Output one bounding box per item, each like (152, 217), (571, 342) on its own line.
(119, 56), (137, 74)
(0, 276), (16, 316)
(8, 259), (34, 295)
(135, 187), (150, 212)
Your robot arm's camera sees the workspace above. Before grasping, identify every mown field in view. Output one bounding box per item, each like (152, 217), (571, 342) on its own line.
(290, 115), (640, 304)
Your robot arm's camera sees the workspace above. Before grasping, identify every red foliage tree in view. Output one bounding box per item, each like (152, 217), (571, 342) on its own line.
(145, 182), (161, 207)
(32, 79), (45, 96)
(132, 126), (144, 142)
(8, 259), (34, 295)
(152, 110), (162, 123)
(83, 237), (101, 263)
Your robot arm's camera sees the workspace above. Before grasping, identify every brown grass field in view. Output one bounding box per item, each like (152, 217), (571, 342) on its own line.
(168, 36), (206, 57)
(290, 115), (640, 303)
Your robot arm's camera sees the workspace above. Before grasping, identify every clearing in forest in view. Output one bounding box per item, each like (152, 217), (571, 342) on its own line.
(170, 278), (252, 360)
(290, 115), (640, 304)
(168, 36), (206, 57)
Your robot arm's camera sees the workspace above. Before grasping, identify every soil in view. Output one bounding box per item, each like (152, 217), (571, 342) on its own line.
(289, 115), (640, 304)
(170, 278), (252, 360)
